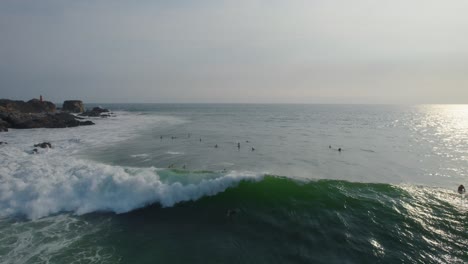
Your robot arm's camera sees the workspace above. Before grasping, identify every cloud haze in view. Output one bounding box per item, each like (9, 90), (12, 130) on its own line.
(1, 0), (467, 103)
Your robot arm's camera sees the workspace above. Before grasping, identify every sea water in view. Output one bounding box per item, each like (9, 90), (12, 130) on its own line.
(0, 104), (466, 263)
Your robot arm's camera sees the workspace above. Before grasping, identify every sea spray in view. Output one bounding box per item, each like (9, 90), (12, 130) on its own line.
(0, 147), (261, 219)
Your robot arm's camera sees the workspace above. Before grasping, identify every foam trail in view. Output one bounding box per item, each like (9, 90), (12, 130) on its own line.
(130, 154), (149, 158)
(166, 151), (184, 155)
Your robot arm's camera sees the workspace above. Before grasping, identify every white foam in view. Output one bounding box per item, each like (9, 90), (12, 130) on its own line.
(0, 112), (261, 219)
(166, 151), (184, 155)
(130, 154), (150, 158)
(0, 214), (114, 264)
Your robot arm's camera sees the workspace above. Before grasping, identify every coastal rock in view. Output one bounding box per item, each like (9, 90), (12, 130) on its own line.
(27, 99), (56, 113)
(2, 112), (95, 129)
(34, 142), (52, 148)
(80, 120), (95, 126)
(62, 100), (84, 113)
(0, 99), (56, 113)
(0, 98), (96, 130)
(0, 119), (8, 132)
(79, 107), (110, 117)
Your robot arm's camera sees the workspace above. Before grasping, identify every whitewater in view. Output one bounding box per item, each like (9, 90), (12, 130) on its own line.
(0, 112), (261, 219)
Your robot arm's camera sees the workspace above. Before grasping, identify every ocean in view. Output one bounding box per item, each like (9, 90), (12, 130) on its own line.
(0, 104), (467, 263)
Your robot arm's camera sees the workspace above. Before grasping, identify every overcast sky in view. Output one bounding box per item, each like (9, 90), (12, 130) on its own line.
(1, 0), (467, 103)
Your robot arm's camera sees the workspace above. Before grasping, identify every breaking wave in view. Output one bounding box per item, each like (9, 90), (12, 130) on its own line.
(0, 112), (261, 219)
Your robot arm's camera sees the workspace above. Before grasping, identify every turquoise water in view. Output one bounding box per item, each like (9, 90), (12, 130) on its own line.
(0, 104), (467, 263)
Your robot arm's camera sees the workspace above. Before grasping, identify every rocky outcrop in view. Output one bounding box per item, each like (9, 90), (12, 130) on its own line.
(34, 142), (52, 148)
(62, 100), (84, 113)
(79, 107), (110, 117)
(0, 98), (95, 131)
(27, 99), (56, 113)
(0, 112), (94, 129)
(0, 119), (8, 132)
(0, 99), (56, 113)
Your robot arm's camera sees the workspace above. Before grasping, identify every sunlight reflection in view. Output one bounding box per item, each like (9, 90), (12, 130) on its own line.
(412, 105), (468, 182)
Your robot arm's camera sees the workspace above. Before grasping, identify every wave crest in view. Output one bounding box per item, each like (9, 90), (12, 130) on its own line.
(0, 150), (260, 219)
(0, 112), (260, 219)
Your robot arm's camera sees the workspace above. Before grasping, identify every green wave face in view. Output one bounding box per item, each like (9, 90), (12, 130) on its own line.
(94, 176), (466, 264)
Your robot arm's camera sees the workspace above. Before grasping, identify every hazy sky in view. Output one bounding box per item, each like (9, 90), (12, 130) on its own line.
(1, 0), (467, 103)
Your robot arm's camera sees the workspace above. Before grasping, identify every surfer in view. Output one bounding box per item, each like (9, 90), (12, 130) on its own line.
(226, 208), (240, 217)
(458, 185), (466, 195)
(329, 145), (332, 149)
(200, 138), (202, 142)
(215, 144), (218, 148)
(251, 147), (255, 151)
(338, 148), (342, 152)
(237, 142), (240, 149)
(160, 135), (163, 140)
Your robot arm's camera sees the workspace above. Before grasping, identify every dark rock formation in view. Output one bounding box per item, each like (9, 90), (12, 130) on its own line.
(34, 142), (52, 148)
(0, 119), (8, 132)
(1, 112), (95, 129)
(62, 100), (84, 113)
(27, 99), (56, 113)
(0, 99), (56, 113)
(79, 107), (110, 117)
(0, 98), (95, 131)
(80, 120), (95, 126)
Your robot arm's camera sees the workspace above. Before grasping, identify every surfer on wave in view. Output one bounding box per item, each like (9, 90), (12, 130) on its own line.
(458, 185), (465, 195)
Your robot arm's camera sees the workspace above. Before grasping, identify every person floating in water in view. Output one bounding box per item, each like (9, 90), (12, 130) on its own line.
(338, 148), (342, 152)
(226, 208), (240, 217)
(458, 185), (466, 195)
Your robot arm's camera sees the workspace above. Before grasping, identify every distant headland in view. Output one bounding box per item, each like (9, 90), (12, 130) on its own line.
(0, 97), (111, 132)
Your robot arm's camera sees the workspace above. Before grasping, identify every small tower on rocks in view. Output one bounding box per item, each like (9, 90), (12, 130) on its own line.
(40, 95), (43, 102)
